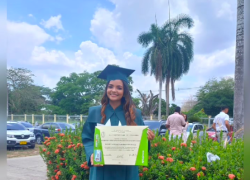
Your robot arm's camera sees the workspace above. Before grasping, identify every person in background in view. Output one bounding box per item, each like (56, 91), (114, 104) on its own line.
(166, 106), (186, 140)
(212, 106), (231, 143)
(181, 114), (188, 143)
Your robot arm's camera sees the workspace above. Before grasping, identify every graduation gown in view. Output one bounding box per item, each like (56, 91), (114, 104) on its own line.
(81, 104), (148, 180)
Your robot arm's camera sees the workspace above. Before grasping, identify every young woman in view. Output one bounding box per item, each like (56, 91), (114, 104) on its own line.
(81, 65), (155, 180)
(181, 114), (188, 143)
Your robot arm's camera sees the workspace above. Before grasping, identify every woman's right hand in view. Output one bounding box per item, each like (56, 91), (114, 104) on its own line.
(91, 154), (103, 167)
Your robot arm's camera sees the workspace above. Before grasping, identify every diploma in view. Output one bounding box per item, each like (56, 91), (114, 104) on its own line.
(93, 126), (148, 166)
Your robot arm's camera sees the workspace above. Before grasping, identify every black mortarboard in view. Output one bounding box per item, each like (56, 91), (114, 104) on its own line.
(97, 65), (135, 83)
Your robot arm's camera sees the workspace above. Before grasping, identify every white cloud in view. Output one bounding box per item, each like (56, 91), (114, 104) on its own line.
(90, 8), (123, 50)
(7, 21), (53, 62)
(28, 14), (33, 17)
(192, 45), (235, 74)
(40, 14), (64, 32)
(217, 2), (234, 20)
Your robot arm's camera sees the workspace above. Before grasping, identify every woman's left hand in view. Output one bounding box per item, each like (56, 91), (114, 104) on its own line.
(147, 129), (155, 141)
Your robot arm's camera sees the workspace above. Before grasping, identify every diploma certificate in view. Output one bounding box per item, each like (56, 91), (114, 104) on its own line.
(93, 126), (148, 166)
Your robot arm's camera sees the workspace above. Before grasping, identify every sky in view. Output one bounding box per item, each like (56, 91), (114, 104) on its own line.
(7, 0), (237, 106)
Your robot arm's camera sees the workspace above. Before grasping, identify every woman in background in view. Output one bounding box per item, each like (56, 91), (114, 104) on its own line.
(182, 114), (188, 143)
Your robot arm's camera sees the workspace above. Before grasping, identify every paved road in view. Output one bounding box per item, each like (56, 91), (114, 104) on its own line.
(7, 155), (47, 180)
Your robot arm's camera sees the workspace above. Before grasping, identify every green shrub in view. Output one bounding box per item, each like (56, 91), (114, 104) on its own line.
(40, 124), (243, 180)
(140, 131), (243, 180)
(188, 116), (201, 123)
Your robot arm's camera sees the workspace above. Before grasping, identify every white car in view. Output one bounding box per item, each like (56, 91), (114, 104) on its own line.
(186, 123), (204, 139)
(7, 121), (36, 149)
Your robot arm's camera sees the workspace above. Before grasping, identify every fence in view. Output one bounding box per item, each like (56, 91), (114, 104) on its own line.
(7, 114), (215, 128)
(7, 114), (88, 126)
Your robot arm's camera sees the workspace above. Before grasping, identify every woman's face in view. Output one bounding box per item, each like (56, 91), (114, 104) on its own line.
(107, 80), (124, 102)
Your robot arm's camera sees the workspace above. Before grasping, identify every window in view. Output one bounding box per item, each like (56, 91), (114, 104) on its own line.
(7, 123), (26, 130)
(49, 123), (59, 129)
(41, 123), (50, 129)
(193, 125), (199, 131)
(198, 125), (204, 130)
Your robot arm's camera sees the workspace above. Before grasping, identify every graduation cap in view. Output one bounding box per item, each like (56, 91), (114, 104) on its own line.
(97, 65), (135, 83)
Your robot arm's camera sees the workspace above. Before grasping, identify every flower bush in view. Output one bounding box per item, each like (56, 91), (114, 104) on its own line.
(139, 131), (244, 180)
(39, 125), (89, 180)
(40, 125), (244, 180)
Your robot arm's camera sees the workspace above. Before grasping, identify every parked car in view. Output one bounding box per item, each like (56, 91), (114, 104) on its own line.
(33, 122), (75, 144)
(17, 121), (35, 132)
(206, 126), (234, 143)
(186, 123), (204, 139)
(144, 120), (167, 136)
(206, 127), (217, 141)
(7, 121), (36, 149)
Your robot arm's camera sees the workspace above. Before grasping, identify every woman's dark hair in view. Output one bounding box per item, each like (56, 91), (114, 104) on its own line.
(100, 80), (136, 125)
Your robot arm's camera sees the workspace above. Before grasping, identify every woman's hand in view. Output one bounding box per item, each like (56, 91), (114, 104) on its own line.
(90, 154), (103, 167)
(147, 129), (155, 141)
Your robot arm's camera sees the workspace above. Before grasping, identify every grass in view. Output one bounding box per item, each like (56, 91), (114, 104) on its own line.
(7, 144), (43, 158)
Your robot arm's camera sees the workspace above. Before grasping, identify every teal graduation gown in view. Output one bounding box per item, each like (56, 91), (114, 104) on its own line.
(81, 104), (149, 180)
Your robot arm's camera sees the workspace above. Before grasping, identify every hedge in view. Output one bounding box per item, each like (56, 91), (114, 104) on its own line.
(40, 124), (243, 180)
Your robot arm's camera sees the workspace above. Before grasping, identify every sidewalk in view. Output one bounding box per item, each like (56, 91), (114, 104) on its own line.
(7, 155), (47, 180)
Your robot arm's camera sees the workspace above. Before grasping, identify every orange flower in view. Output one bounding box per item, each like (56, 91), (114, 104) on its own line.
(158, 156), (164, 160)
(167, 154), (171, 157)
(60, 133), (65, 137)
(154, 143), (158, 147)
(43, 148), (47, 152)
(55, 149), (60, 154)
(57, 144), (63, 148)
(139, 173), (143, 177)
(162, 137), (167, 141)
(191, 140), (197, 144)
(48, 160), (52, 165)
(172, 147), (176, 151)
(56, 171), (61, 176)
(71, 175), (77, 180)
(190, 167), (196, 171)
(148, 156), (152, 160)
(60, 158), (65, 161)
(55, 175), (59, 180)
(202, 166), (206, 171)
(81, 164), (85, 168)
(68, 145), (72, 149)
(197, 172), (200, 177)
(47, 152), (51, 155)
(84, 166), (89, 170)
(161, 160), (165, 164)
(181, 143), (187, 147)
(166, 158), (174, 163)
(143, 167), (148, 172)
(179, 161), (183, 164)
(228, 174), (235, 179)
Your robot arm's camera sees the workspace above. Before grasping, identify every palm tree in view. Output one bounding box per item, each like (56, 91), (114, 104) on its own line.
(162, 14), (194, 116)
(233, 0), (244, 134)
(138, 24), (168, 120)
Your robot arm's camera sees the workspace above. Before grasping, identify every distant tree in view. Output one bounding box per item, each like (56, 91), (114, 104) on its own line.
(181, 95), (197, 112)
(137, 89), (158, 117)
(194, 77), (234, 117)
(7, 68), (46, 114)
(47, 70), (134, 115)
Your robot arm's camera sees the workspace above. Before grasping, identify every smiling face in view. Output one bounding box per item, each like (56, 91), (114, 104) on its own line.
(106, 80), (124, 103)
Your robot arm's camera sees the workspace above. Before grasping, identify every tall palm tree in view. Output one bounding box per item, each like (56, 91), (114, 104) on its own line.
(233, 0), (244, 134)
(162, 14), (194, 116)
(138, 24), (168, 120)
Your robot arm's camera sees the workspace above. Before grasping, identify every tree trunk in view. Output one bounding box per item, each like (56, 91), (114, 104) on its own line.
(158, 76), (162, 121)
(165, 75), (170, 117)
(233, 0), (244, 133)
